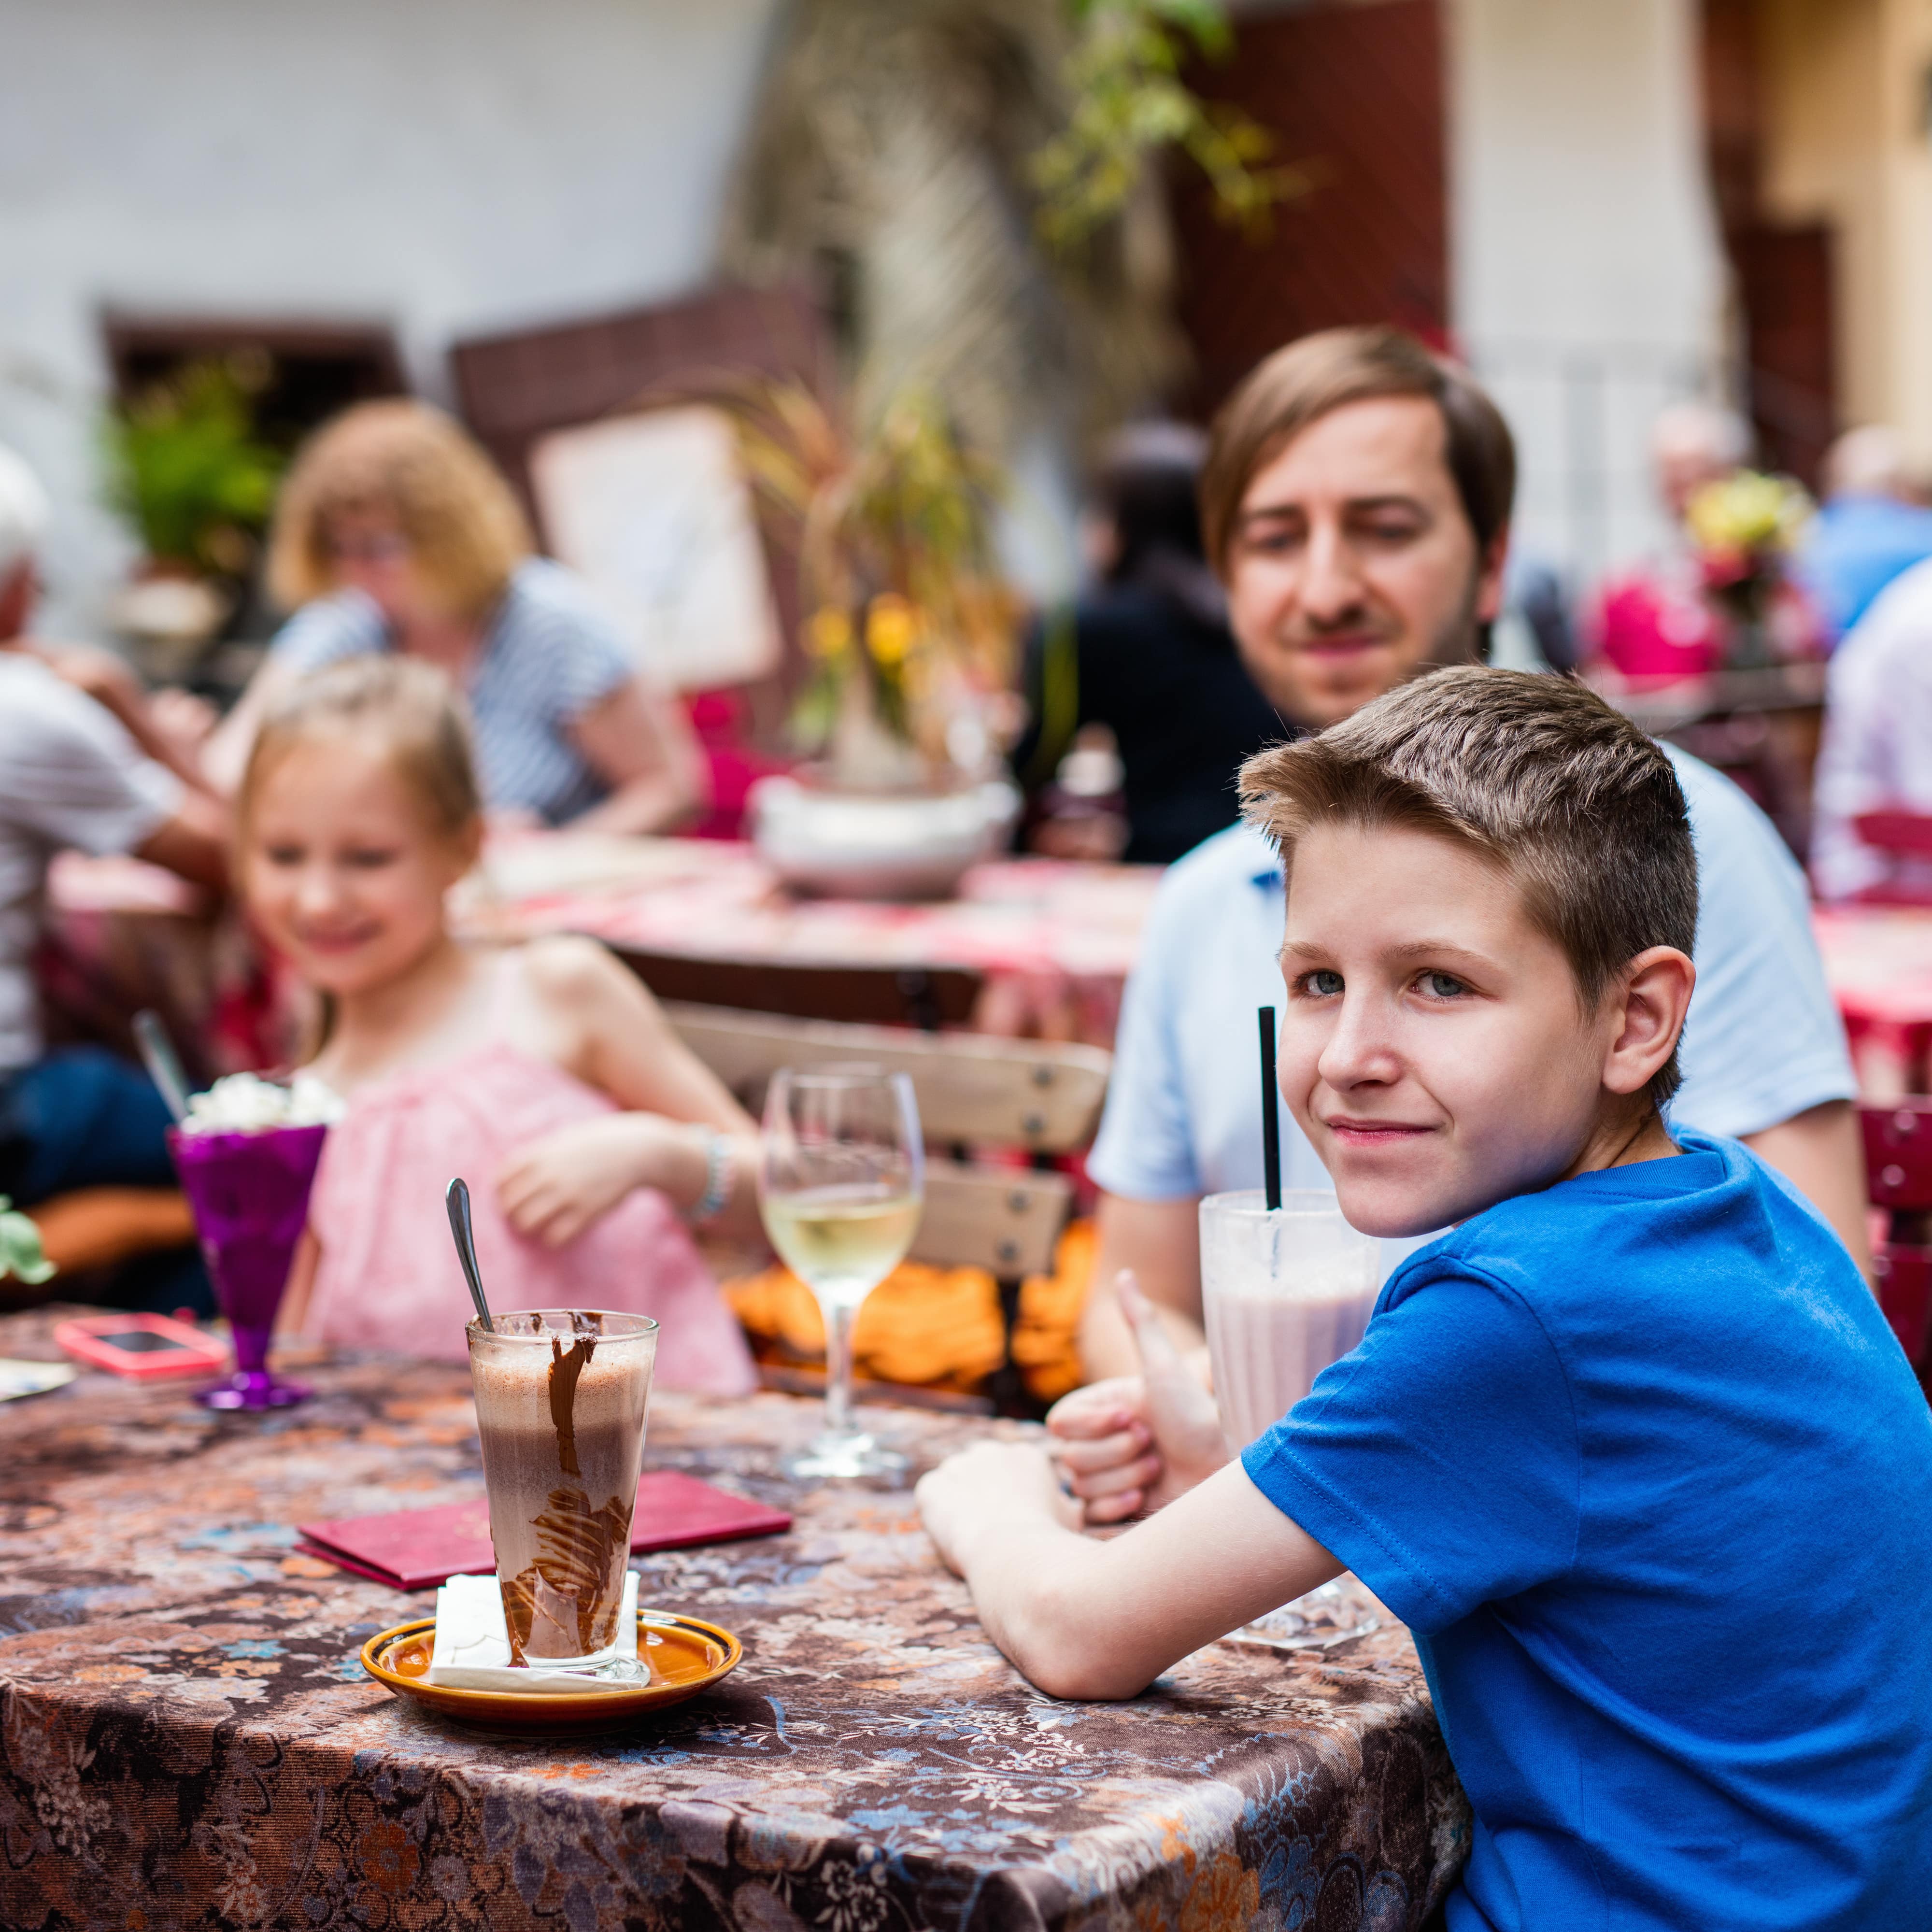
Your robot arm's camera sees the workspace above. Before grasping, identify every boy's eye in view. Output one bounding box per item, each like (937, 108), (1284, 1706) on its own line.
(261, 844), (303, 866)
(1421, 971), (1468, 999)
(1298, 968), (1344, 998)
(345, 847), (401, 870)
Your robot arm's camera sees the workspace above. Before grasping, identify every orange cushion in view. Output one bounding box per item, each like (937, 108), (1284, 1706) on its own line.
(723, 1217), (1096, 1401)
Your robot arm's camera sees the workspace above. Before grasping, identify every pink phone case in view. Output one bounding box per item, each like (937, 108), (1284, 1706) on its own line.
(53, 1313), (231, 1380)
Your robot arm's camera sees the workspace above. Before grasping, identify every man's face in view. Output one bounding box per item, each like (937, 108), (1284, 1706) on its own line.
(1223, 397), (1506, 729)
(1276, 822), (1617, 1238)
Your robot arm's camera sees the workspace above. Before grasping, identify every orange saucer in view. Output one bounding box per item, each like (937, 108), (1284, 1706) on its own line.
(360, 1609), (742, 1733)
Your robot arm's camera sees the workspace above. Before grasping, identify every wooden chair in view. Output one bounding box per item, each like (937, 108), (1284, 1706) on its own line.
(1860, 1100), (1932, 1369)
(665, 1001), (1111, 1410)
(620, 950), (981, 1031)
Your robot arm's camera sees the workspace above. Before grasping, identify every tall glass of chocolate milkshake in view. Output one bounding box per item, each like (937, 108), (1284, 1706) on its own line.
(466, 1310), (657, 1674)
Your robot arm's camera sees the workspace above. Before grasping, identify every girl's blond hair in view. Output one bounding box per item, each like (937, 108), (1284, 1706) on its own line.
(238, 655), (483, 845)
(266, 399), (532, 622)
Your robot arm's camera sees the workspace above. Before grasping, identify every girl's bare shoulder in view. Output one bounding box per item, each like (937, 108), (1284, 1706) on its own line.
(513, 934), (666, 1028)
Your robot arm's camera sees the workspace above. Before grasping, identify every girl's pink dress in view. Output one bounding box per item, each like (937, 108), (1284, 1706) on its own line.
(304, 1041), (757, 1392)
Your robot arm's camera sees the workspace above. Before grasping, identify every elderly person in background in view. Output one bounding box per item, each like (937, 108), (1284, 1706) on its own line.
(1591, 400), (1752, 682)
(207, 400), (706, 833)
(1797, 425), (1932, 645)
(0, 449), (213, 792)
(0, 444), (226, 1309)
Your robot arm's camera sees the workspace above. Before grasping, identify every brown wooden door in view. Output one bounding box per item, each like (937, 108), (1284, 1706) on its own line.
(1171, 0), (1449, 416)
(1733, 222), (1836, 489)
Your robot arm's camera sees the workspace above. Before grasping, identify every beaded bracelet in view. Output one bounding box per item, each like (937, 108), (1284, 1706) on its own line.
(691, 1130), (733, 1222)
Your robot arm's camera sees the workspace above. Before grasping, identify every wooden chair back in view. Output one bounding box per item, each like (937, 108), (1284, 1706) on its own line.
(667, 1002), (1110, 1282)
(621, 950), (980, 1031)
(666, 1003), (1112, 1407)
(1861, 1100), (1932, 1366)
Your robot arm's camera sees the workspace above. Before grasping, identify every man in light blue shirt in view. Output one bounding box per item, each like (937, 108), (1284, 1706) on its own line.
(1073, 328), (1862, 1388)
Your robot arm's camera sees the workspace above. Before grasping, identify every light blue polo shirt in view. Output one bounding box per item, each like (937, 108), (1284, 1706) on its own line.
(1089, 744), (1856, 1208)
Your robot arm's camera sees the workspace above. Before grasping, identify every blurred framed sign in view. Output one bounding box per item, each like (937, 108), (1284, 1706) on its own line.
(529, 405), (782, 692)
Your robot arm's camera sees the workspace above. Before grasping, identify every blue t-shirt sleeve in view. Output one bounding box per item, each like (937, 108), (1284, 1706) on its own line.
(1086, 877), (1203, 1200)
(1668, 750), (1855, 1138)
(1241, 1264), (1580, 1635)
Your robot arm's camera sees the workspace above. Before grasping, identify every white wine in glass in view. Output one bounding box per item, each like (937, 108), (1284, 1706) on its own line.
(759, 1067), (923, 1481)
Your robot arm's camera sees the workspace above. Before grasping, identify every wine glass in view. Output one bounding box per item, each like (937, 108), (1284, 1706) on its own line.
(759, 1065), (923, 1481)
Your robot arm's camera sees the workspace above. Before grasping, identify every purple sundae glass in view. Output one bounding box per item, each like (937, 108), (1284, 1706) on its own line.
(167, 1122), (327, 1410)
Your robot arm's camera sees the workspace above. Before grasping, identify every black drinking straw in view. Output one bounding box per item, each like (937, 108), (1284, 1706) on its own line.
(1258, 1006), (1282, 1211)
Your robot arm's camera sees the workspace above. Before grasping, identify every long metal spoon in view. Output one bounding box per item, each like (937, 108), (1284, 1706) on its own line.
(133, 1009), (193, 1124)
(444, 1178), (494, 1332)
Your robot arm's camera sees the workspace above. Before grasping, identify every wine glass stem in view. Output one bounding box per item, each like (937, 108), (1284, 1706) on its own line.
(822, 1296), (859, 1437)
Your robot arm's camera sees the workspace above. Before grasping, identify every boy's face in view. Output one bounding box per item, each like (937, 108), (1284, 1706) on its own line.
(1277, 822), (1621, 1237)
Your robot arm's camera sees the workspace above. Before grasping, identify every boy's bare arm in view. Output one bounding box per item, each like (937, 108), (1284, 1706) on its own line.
(918, 1442), (1340, 1701)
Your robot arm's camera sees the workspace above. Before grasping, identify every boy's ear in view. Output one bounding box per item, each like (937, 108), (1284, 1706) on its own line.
(1601, 946), (1696, 1096)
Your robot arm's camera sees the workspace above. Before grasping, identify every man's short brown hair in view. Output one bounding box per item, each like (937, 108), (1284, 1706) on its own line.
(1238, 668), (1697, 1108)
(1200, 327), (1517, 576)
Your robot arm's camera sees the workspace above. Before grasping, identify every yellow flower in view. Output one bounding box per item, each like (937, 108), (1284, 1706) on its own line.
(1686, 470), (1812, 556)
(805, 606), (853, 659)
(865, 594), (918, 666)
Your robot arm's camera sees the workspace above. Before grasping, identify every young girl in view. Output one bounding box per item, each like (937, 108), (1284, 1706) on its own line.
(247, 655), (758, 1390)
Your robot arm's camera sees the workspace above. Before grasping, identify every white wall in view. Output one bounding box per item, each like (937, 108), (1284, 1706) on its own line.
(1448, 0), (1730, 583)
(0, 0), (781, 637)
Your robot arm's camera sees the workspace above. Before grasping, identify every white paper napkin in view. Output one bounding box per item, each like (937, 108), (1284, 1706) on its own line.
(427, 1570), (641, 1692)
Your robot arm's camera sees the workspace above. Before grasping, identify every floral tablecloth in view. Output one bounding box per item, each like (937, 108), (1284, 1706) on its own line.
(0, 1310), (1466, 1931)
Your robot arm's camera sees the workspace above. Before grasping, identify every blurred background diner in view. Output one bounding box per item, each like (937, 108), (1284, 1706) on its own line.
(6, 0), (1932, 1409)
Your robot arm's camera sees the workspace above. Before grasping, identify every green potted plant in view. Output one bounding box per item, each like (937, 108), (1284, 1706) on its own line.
(0, 1198), (54, 1292)
(101, 354), (285, 679)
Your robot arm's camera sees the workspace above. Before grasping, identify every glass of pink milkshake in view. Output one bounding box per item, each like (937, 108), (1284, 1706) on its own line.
(1200, 1189), (1380, 1452)
(1200, 1189), (1384, 1650)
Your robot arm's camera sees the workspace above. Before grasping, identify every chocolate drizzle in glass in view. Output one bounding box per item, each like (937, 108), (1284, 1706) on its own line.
(497, 1310), (634, 1665)
(547, 1324), (597, 1478)
(500, 1484), (637, 1660)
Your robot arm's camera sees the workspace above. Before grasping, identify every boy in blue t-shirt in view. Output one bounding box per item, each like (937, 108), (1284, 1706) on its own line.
(918, 668), (1932, 1930)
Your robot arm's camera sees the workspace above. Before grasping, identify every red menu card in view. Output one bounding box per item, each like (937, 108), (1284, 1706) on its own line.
(296, 1470), (792, 1591)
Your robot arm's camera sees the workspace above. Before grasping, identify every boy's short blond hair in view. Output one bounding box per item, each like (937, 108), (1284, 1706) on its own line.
(1239, 668), (1697, 1107)
(266, 400), (532, 622)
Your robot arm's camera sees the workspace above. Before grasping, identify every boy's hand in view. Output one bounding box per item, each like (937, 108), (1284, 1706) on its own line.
(497, 1114), (694, 1248)
(917, 1440), (1080, 1577)
(1046, 1273), (1230, 1523)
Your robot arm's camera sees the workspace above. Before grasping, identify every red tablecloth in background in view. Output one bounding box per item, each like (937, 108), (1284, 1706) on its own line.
(455, 836), (1165, 1047)
(1812, 906), (1932, 1100)
(49, 841), (1932, 1086)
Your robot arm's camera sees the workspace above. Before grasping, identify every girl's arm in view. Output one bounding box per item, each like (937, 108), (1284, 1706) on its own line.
(917, 1441), (1340, 1701)
(503, 937), (765, 1243)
